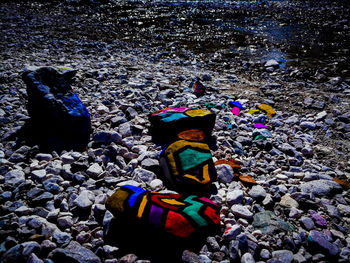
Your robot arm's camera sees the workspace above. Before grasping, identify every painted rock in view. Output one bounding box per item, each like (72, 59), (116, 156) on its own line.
(192, 79), (206, 97)
(258, 104), (276, 118)
(149, 108), (216, 145)
(160, 140), (217, 193)
(106, 185), (221, 238)
(22, 66), (91, 152)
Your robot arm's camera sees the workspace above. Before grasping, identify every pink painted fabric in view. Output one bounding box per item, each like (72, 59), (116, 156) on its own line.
(231, 107), (240, 116)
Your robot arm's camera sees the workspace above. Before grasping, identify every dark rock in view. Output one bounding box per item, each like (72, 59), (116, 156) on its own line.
(48, 241), (101, 263)
(308, 230), (340, 257)
(22, 66), (91, 152)
(182, 250), (200, 263)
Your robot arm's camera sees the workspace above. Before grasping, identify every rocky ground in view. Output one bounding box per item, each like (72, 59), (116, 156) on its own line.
(1, 0), (350, 263)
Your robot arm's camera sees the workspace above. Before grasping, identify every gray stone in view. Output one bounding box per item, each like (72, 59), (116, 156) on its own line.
(226, 190), (244, 205)
(337, 204), (350, 216)
(86, 163), (103, 178)
(308, 230), (340, 257)
(241, 252), (255, 263)
(132, 168), (156, 185)
(231, 205), (253, 219)
(272, 250), (293, 263)
(149, 179), (163, 191)
(280, 194), (299, 208)
(27, 253), (44, 263)
(49, 241), (101, 263)
(260, 248), (271, 259)
(182, 250), (200, 263)
(223, 224), (241, 241)
(31, 169), (47, 181)
(52, 231), (72, 245)
(5, 169), (25, 186)
(216, 164), (234, 183)
(206, 236), (220, 251)
(248, 185), (266, 201)
(35, 153), (53, 161)
(73, 190), (95, 209)
(57, 216), (74, 229)
(300, 121), (316, 129)
(299, 179), (342, 196)
(265, 59), (279, 68)
(119, 122), (132, 137)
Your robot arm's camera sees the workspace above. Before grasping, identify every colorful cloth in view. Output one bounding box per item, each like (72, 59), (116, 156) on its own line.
(106, 185), (220, 238)
(150, 108), (216, 145)
(160, 140), (217, 193)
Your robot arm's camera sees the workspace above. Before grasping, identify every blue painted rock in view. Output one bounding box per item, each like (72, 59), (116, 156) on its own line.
(22, 66), (91, 152)
(106, 185), (220, 239)
(160, 140), (217, 193)
(149, 108), (216, 145)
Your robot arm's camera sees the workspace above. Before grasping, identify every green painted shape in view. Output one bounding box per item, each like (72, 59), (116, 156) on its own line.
(160, 112), (187, 123)
(254, 134), (266, 141)
(183, 196), (207, 227)
(178, 148), (211, 171)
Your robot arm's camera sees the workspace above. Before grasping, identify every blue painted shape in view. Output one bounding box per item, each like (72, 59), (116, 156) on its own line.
(229, 101), (244, 109)
(123, 185), (146, 207)
(159, 112), (187, 123)
(60, 93), (90, 118)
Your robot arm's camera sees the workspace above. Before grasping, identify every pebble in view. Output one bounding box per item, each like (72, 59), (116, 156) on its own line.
(231, 205), (253, 219)
(5, 169), (25, 186)
(216, 164), (234, 183)
(86, 163), (103, 178)
(241, 252), (255, 263)
(226, 189), (244, 205)
(73, 190), (95, 209)
(248, 185), (267, 201)
(308, 230), (340, 257)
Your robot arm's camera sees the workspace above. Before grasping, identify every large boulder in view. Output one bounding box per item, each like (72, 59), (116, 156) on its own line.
(22, 66), (91, 152)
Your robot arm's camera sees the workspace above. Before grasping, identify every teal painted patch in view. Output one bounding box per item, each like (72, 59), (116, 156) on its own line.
(159, 112), (187, 123)
(178, 148), (211, 171)
(183, 196), (207, 227)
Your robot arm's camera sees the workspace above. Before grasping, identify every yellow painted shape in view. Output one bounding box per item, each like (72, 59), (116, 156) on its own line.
(137, 195), (148, 218)
(183, 164), (211, 184)
(248, 109), (260, 115)
(164, 140), (210, 177)
(258, 104), (276, 118)
(106, 189), (129, 213)
(161, 198), (186, 206)
(186, 109), (211, 117)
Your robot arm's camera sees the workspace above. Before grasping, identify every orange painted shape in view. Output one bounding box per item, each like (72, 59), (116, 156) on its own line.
(333, 178), (350, 189)
(239, 175), (257, 184)
(215, 159), (241, 170)
(177, 129), (206, 142)
(165, 211), (195, 238)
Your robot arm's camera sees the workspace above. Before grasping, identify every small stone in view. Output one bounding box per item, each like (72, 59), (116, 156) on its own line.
(309, 210), (327, 227)
(182, 250), (200, 263)
(15, 205), (33, 216)
(308, 230), (340, 257)
(86, 163), (103, 178)
(27, 253), (44, 263)
(132, 168), (156, 185)
(300, 121), (316, 129)
(280, 194), (299, 208)
(248, 185), (267, 201)
(272, 250), (294, 263)
(241, 252), (255, 263)
(5, 169), (25, 186)
(300, 217), (314, 230)
(35, 153), (53, 161)
(337, 204), (350, 216)
(231, 205), (253, 219)
(260, 248), (271, 259)
(52, 231), (72, 246)
(149, 179), (163, 191)
(223, 224), (241, 241)
(57, 216), (74, 229)
(265, 59), (279, 68)
(119, 254), (138, 263)
(226, 190), (244, 205)
(73, 190), (95, 209)
(216, 164), (234, 183)
(119, 122), (133, 137)
(49, 241), (101, 263)
(206, 236), (220, 252)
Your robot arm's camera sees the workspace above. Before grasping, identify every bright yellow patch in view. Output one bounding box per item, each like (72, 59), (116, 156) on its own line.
(183, 164), (211, 184)
(161, 198), (186, 206)
(186, 109), (211, 117)
(248, 109), (260, 115)
(137, 195), (148, 218)
(106, 189), (129, 213)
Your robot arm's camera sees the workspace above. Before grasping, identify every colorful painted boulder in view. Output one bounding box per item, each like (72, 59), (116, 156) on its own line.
(22, 66), (91, 152)
(149, 108), (216, 144)
(160, 140), (217, 193)
(106, 185), (220, 239)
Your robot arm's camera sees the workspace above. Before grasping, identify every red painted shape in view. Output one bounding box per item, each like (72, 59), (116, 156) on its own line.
(204, 206), (220, 225)
(165, 211), (195, 238)
(199, 197), (217, 206)
(150, 193), (183, 210)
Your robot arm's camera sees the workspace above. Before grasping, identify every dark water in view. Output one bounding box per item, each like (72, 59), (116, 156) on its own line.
(108, 0), (349, 77)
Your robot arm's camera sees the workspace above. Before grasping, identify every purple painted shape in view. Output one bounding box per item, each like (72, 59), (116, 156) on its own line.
(254, 123), (270, 130)
(149, 205), (164, 227)
(153, 107), (188, 116)
(309, 210), (327, 227)
(232, 107), (240, 116)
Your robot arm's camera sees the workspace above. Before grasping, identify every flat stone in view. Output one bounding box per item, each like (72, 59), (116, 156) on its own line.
(86, 163), (103, 178)
(5, 169), (25, 186)
(300, 121), (316, 129)
(308, 230), (340, 257)
(309, 210), (327, 227)
(216, 164), (234, 183)
(73, 190), (95, 209)
(248, 185), (267, 201)
(132, 168), (156, 185)
(280, 194), (299, 208)
(299, 179), (342, 196)
(223, 224), (241, 241)
(49, 241), (101, 263)
(31, 169), (47, 182)
(241, 252), (255, 263)
(337, 204), (350, 216)
(272, 250), (294, 263)
(300, 216), (315, 230)
(231, 205), (253, 219)
(226, 190), (244, 205)
(52, 231), (72, 246)
(252, 211), (294, 234)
